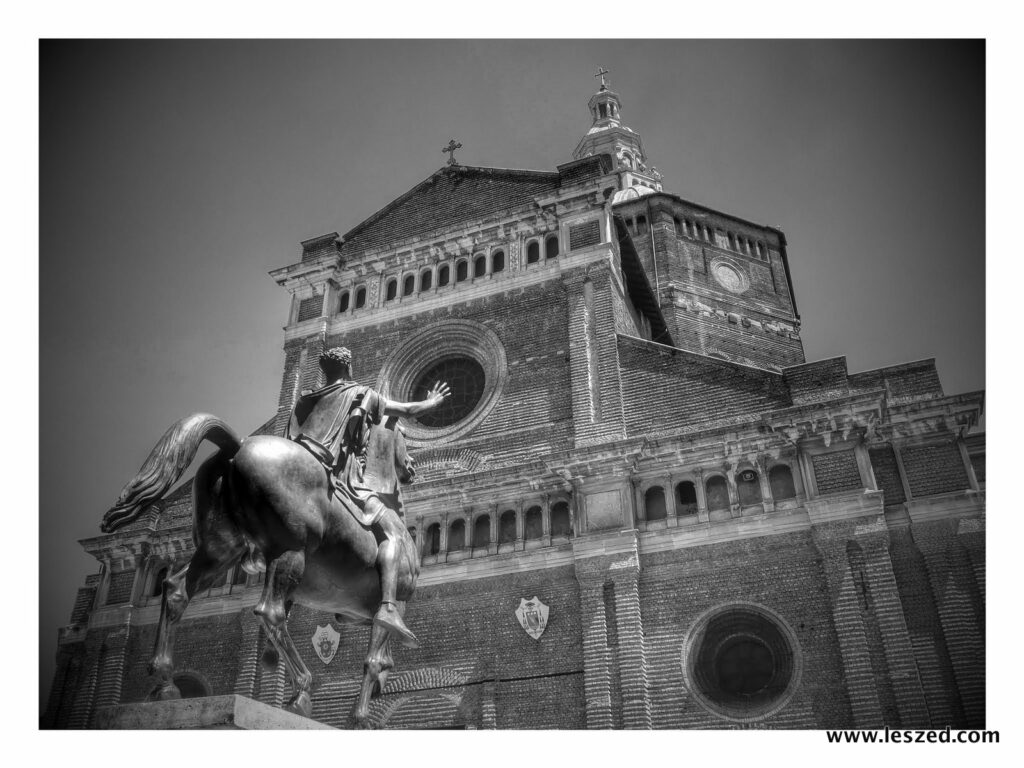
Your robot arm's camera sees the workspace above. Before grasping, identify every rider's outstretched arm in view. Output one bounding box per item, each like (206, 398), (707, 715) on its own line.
(384, 381), (451, 417)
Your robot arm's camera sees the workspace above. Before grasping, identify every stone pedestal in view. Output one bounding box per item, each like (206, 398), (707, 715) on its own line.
(93, 695), (336, 730)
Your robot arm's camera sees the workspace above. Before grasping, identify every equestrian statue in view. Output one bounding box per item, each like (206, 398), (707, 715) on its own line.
(100, 346), (451, 725)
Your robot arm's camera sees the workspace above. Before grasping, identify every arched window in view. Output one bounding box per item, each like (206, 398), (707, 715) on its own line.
(757, 242), (767, 259)
(385, 279), (398, 301)
(426, 523), (441, 556)
(769, 465), (797, 501)
(676, 481), (698, 514)
(527, 241), (540, 264)
(545, 235), (559, 259)
(456, 260), (469, 282)
(338, 291), (350, 313)
(491, 250), (505, 273)
(706, 476), (730, 511)
(599, 103), (608, 119)
(728, 232), (736, 250)
(403, 274), (415, 296)
(737, 469), (763, 506)
(355, 286), (366, 309)
(151, 567), (168, 597)
(438, 264), (450, 287)
(524, 506), (543, 540)
(550, 501), (571, 537)
(473, 254), (487, 278)
(472, 515), (490, 548)
(645, 486), (667, 521)
(498, 510), (517, 544)
(448, 519), (466, 551)
(420, 269), (432, 292)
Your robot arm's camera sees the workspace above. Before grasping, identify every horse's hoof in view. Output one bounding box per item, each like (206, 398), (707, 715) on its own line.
(350, 713), (374, 730)
(285, 691), (313, 719)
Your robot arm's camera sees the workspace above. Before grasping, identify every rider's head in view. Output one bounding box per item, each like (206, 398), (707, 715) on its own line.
(319, 347), (353, 381)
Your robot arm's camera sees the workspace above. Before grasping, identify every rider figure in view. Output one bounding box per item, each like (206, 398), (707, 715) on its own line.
(287, 347), (450, 648)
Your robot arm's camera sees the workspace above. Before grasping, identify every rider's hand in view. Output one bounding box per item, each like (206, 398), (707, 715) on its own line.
(426, 381), (451, 407)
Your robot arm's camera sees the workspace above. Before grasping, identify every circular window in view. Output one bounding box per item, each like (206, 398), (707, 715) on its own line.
(682, 604), (801, 722)
(711, 260), (749, 294)
(375, 319), (508, 445)
(411, 356), (486, 428)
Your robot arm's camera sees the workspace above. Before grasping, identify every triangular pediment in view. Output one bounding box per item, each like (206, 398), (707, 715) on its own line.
(340, 166), (561, 255)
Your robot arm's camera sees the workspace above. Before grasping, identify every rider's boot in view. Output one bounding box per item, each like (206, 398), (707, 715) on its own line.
(373, 536), (420, 649)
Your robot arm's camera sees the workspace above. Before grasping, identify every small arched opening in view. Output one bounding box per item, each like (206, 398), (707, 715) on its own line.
(448, 519), (466, 551)
(498, 510), (517, 544)
(426, 523), (441, 556)
(527, 241), (540, 264)
(769, 465), (797, 501)
(737, 469), (763, 507)
(645, 486), (667, 521)
(472, 515), (491, 549)
(706, 476), (730, 511)
(550, 501), (572, 537)
(676, 481), (698, 515)
(524, 506), (543, 540)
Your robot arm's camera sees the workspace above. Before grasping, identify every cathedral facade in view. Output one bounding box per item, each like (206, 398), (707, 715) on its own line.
(43, 78), (986, 730)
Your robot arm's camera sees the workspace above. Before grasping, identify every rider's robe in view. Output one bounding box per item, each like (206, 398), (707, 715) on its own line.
(286, 380), (391, 526)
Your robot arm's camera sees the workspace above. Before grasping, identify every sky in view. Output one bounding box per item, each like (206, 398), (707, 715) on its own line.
(38, 39), (985, 712)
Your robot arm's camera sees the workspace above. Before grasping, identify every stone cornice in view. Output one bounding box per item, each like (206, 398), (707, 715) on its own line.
(281, 243), (617, 342)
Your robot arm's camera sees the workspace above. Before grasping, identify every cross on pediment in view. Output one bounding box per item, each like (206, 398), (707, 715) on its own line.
(594, 66), (609, 89)
(442, 139), (462, 166)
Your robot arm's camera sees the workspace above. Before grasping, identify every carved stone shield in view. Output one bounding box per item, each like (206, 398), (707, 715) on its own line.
(515, 597), (549, 640)
(312, 623), (340, 665)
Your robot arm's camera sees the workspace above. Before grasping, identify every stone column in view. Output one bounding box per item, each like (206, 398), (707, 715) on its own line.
(694, 469), (709, 523)
(514, 501), (525, 551)
(725, 465), (741, 517)
(958, 439), (980, 491)
(757, 460), (775, 513)
(666, 474), (679, 526)
(630, 477), (643, 528)
(542, 494), (552, 546)
(855, 440), (878, 490)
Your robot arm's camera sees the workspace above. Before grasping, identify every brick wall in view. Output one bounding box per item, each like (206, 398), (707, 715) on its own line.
(812, 450), (862, 495)
(901, 443), (969, 497)
(296, 294), (323, 323)
(618, 338), (790, 437)
(639, 532), (851, 728)
(105, 570), (135, 605)
(279, 281), (575, 467)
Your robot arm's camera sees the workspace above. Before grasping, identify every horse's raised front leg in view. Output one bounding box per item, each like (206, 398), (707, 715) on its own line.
(148, 546), (234, 700)
(148, 563), (189, 700)
(255, 550), (314, 718)
(351, 605), (399, 728)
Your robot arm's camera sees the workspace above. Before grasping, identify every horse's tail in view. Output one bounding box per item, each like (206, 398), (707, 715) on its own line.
(101, 413), (242, 533)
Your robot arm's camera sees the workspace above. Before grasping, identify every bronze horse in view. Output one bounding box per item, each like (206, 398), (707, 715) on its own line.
(101, 412), (419, 725)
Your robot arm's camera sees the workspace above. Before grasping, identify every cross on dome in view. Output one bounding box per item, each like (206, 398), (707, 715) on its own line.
(594, 66), (610, 90)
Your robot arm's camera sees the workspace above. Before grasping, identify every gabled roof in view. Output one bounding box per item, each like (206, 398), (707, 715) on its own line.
(338, 165), (560, 256)
(331, 157), (612, 258)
